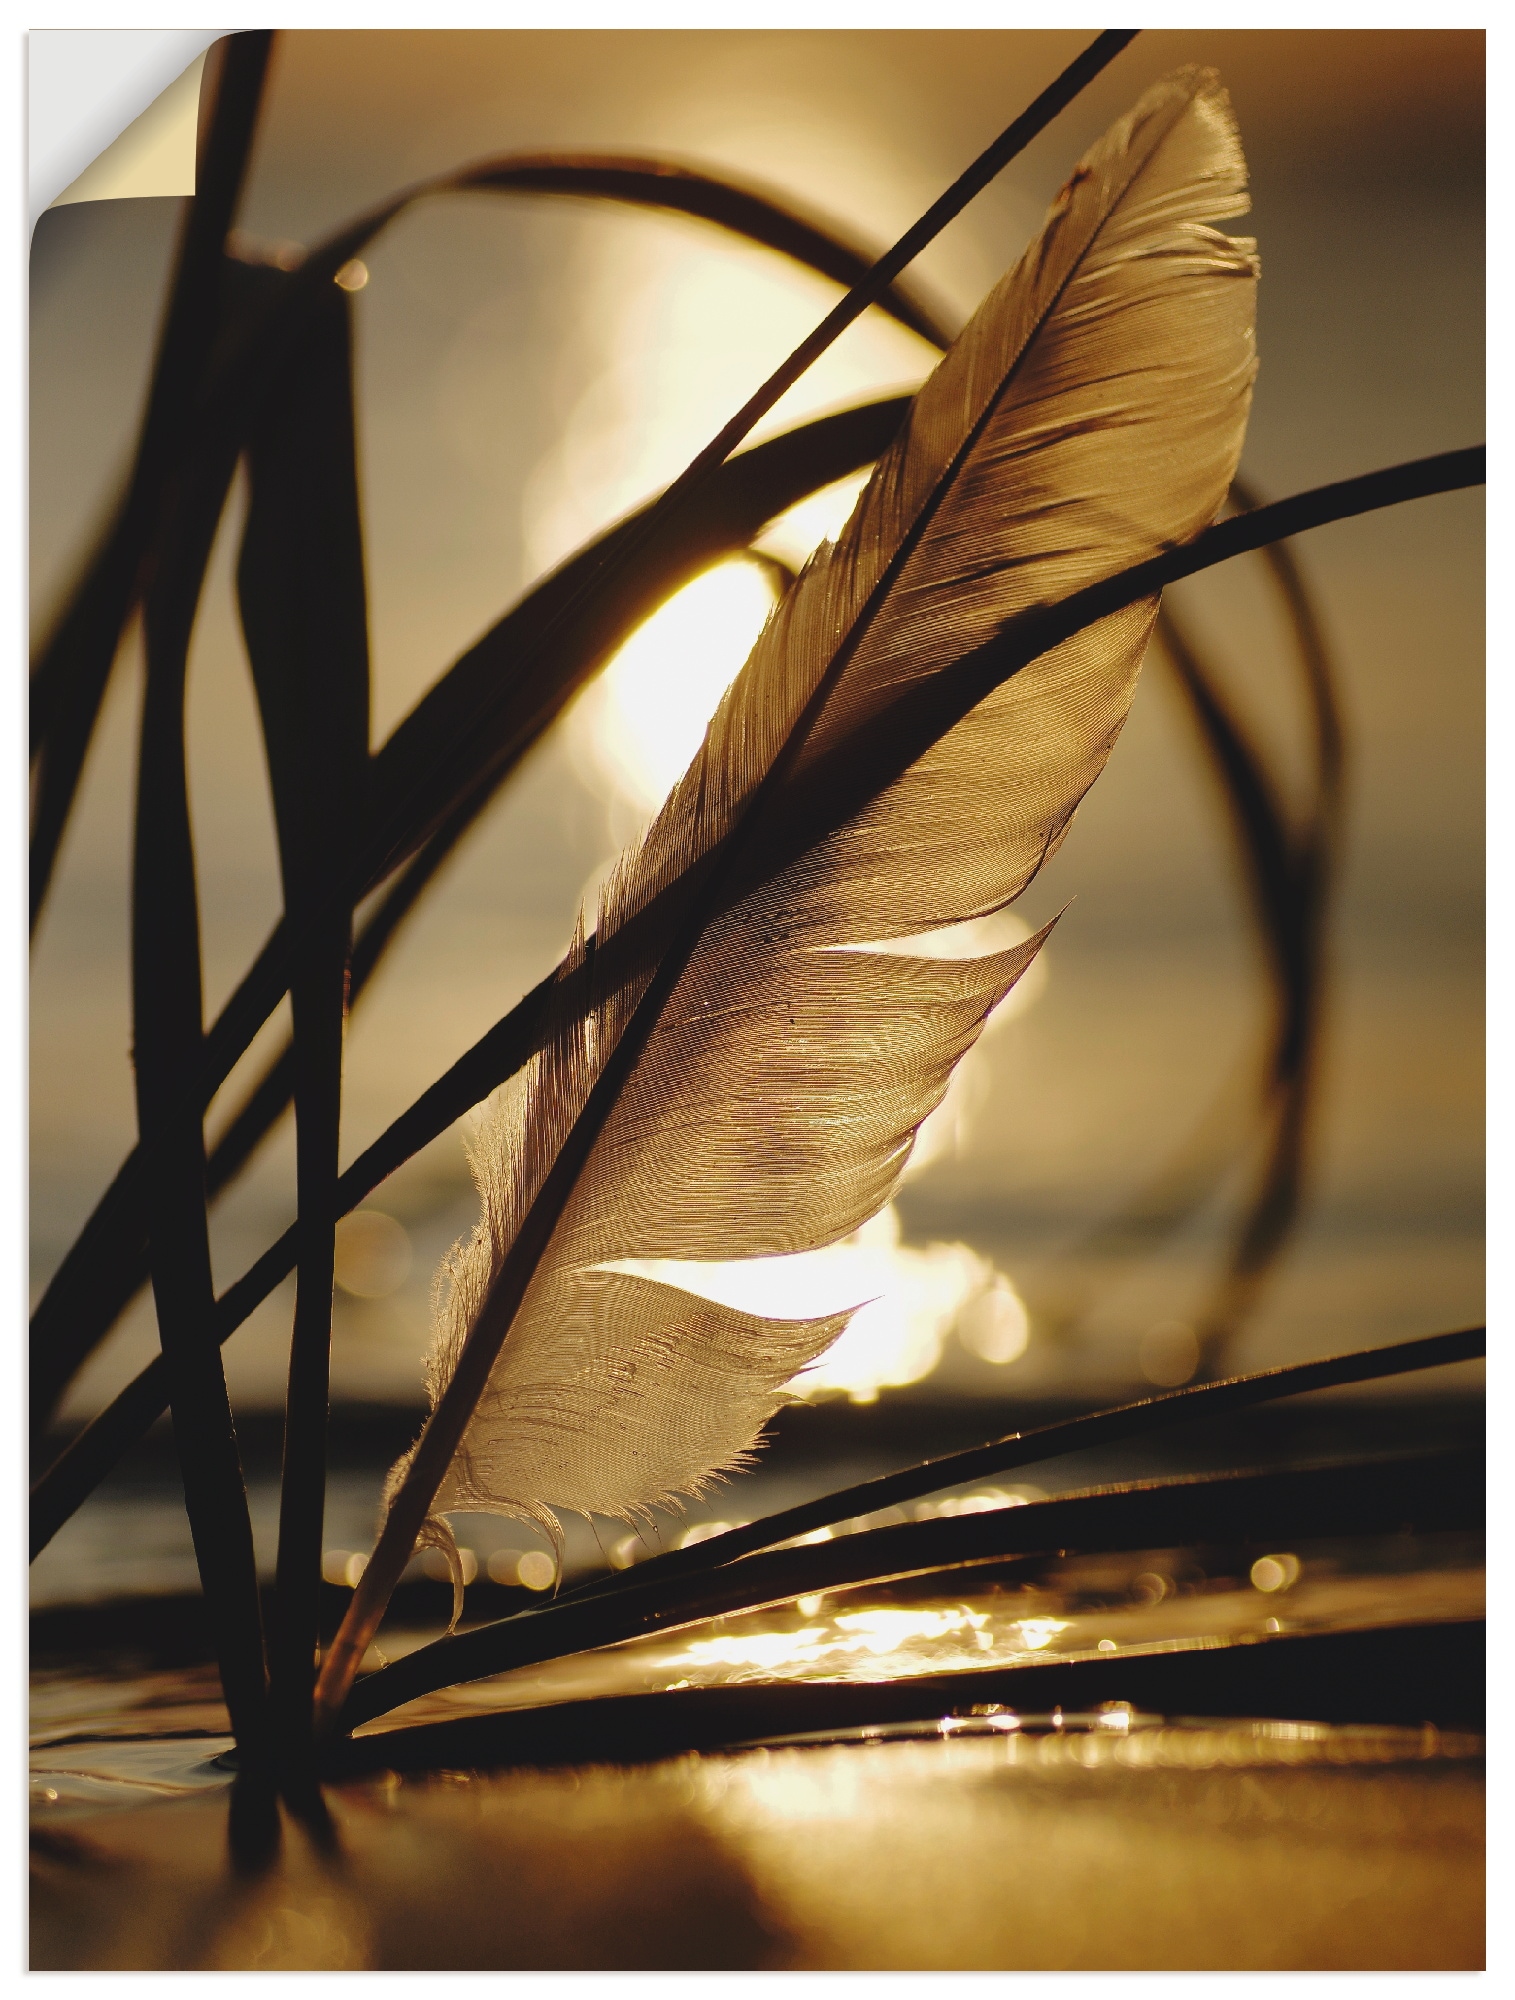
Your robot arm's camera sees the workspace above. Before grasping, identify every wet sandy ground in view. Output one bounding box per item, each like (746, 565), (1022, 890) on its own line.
(32, 1542), (1484, 1969)
(31, 1719), (1483, 1970)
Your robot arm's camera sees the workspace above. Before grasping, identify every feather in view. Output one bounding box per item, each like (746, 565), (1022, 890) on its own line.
(380, 67), (1258, 1617)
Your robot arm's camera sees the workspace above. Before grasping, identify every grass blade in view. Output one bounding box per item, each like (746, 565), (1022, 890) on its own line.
(1191, 476), (1349, 1372)
(449, 153), (955, 346)
(131, 465), (272, 1778)
(236, 288), (371, 1766)
(1029, 477), (1351, 1351)
(560, 1326), (1485, 1608)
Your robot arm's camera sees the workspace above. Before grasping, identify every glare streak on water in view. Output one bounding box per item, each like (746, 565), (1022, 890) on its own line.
(353, 1539), (1483, 1731)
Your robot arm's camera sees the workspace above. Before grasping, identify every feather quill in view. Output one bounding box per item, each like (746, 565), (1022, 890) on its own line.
(369, 68), (1258, 1633)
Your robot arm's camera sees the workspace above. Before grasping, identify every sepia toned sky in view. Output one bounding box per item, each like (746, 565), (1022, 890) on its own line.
(30, 29), (1483, 1421)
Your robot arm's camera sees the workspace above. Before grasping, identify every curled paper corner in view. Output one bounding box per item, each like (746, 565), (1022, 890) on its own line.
(48, 48), (210, 212)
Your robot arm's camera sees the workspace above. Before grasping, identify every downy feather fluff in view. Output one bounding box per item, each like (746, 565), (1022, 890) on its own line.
(393, 67), (1258, 1589)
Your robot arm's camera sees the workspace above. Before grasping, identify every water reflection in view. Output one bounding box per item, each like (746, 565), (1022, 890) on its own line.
(360, 1531), (1483, 1728)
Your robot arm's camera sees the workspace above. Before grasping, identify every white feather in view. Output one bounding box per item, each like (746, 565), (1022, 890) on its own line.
(388, 66), (1259, 1602)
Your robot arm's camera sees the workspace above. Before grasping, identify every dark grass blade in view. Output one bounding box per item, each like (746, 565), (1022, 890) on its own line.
(235, 290), (371, 1764)
(28, 398), (912, 1437)
(131, 465), (272, 1777)
(1235, 470), (1347, 828)
(29, 32), (274, 932)
(1192, 476), (1349, 1374)
(340, 1439), (1482, 1729)
(330, 1620), (1486, 1774)
(31, 452), (1485, 1559)
(1031, 479), (1351, 1349)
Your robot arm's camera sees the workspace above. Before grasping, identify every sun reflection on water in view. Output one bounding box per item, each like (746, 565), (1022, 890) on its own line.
(610, 1200), (1027, 1403)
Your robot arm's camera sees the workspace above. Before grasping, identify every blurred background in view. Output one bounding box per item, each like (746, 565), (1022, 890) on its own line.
(30, 30), (1483, 1601)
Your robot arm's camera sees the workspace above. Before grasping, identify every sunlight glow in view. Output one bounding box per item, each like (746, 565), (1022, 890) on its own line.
(572, 557), (779, 820)
(680, 1604), (987, 1675)
(750, 468), (873, 571)
(523, 221), (933, 582)
(657, 1601), (1080, 1688)
(610, 1202), (1026, 1403)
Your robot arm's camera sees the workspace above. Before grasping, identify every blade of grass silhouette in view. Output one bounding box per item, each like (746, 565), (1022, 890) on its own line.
(1029, 600), (1307, 1339)
(29, 31), (274, 932)
(1193, 475), (1348, 1376)
(1030, 476), (1350, 1354)
(30, 450), (1485, 1559)
(1236, 470), (1346, 828)
(31, 31), (1136, 1416)
(131, 445), (272, 1778)
(28, 399), (913, 1434)
(339, 1336), (1483, 1729)
(346, 1447), (1481, 1732)
(236, 289), (371, 1769)
(333, 1603), (1483, 1771)
(1161, 604), (1322, 1377)
(425, 1323), (1488, 1614)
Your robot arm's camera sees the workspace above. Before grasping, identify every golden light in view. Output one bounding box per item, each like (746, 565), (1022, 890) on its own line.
(321, 1549), (371, 1588)
(830, 1606), (988, 1653)
(572, 558), (780, 820)
(1139, 1319), (1200, 1386)
(516, 1551), (557, 1592)
(1012, 1618), (1071, 1652)
(523, 218), (933, 582)
(956, 1277), (1030, 1366)
(332, 1210), (412, 1299)
(749, 468), (872, 570)
(1250, 1553), (1302, 1594)
(484, 1548), (556, 1590)
(420, 1547), (477, 1585)
(611, 1202), (1018, 1404)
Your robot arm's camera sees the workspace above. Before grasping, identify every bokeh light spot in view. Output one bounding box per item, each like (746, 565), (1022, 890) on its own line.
(333, 1210), (412, 1299)
(1139, 1319), (1200, 1386)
